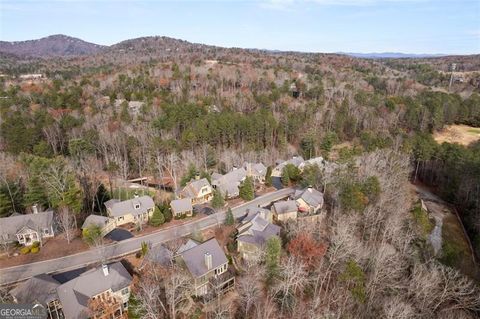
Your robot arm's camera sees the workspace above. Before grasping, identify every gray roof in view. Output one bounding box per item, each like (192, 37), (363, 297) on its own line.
(177, 239), (200, 255)
(242, 208), (270, 223)
(81, 215), (112, 229)
(273, 200), (298, 215)
(274, 156), (304, 172)
(56, 262), (132, 319)
(296, 187), (324, 208)
(243, 162), (267, 177)
(180, 238), (228, 278)
(10, 274), (60, 305)
(212, 168), (246, 197)
(170, 198), (193, 214)
(0, 210), (53, 241)
(237, 213), (280, 247)
(105, 195), (154, 218)
(146, 244), (173, 267)
(181, 178), (211, 198)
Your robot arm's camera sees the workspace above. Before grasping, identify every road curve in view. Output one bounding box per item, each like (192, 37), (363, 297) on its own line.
(0, 188), (293, 286)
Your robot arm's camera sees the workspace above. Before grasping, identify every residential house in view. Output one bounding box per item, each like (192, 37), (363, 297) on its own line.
(294, 187), (324, 214)
(271, 156), (304, 177)
(179, 178), (213, 205)
(271, 200), (298, 222)
(237, 211), (281, 261)
(211, 167), (247, 199)
(170, 198), (193, 218)
(81, 215), (116, 236)
(56, 262), (133, 319)
(243, 162), (267, 183)
(10, 274), (63, 319)
(179, 238), (234, 297)
(104, 195), (155, 227)
(0, 205), (54, 246)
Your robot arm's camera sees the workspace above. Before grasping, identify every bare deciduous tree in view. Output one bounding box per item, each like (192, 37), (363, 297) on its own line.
(56, 206), (77, 244)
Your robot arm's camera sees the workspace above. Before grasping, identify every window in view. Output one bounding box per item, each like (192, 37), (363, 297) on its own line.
(134, 204), (140, 209)
(121, 287), (129, 295)
(43, 228), (50, 235)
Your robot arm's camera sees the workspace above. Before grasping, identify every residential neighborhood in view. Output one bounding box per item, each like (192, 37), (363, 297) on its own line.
(0, 156), (329, 319)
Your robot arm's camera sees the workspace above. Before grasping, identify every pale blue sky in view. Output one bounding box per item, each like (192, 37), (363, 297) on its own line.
(1, 0), (479, 54)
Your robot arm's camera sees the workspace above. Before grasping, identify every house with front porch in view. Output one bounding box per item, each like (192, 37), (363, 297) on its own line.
(243, 162), (267, 184)
(104, 195), (155, 227)
(81, 215), (116, 236)
(170, 198), (193, 218)
(179, 178), (213, 205)
(0, 206), (55, 246)
(271, 200), (298, 222)
(179, 238), (235, 297)
(294, 187), (324, 214)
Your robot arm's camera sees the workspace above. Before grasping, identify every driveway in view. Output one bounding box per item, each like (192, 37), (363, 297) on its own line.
(0, 188), (294, 286)
(105, 228), (134, 242)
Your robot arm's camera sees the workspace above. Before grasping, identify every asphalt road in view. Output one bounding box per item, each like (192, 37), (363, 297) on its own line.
(0, 188), (294, 286)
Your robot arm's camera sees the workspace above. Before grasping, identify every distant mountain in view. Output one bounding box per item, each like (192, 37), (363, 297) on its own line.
(0, 34), (105, 58)
(340, 52), (447, 59)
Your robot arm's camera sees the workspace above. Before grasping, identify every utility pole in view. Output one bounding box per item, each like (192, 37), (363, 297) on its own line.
(448, 63), (456, 91)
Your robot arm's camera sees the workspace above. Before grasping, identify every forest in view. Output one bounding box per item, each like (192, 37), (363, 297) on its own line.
(0, 38), (480, 317)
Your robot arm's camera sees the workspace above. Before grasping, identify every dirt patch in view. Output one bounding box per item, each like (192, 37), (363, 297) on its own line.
(433, 124), (480, 146)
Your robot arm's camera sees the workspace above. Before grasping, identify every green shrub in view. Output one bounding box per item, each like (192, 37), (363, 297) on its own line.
(30, 246), (40, 253)
(149, 206), (165, 226)
(20, 246), (31, 254)
(411, 204), (434, 237)
(32, 241), (40, 248)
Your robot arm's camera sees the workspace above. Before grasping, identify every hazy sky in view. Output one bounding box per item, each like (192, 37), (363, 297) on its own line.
(1, 0), (479, 54)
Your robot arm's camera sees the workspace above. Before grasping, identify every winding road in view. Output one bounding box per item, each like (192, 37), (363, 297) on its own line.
(0, 188), (293, 286)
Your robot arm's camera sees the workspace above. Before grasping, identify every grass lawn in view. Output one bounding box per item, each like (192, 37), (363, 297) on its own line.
(467, 128), (480, 134)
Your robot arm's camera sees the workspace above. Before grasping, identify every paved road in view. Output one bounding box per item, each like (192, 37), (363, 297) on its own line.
(0, 188), (294, 286)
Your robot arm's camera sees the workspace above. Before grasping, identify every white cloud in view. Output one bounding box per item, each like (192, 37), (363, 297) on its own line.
(259, 0), (429, 10)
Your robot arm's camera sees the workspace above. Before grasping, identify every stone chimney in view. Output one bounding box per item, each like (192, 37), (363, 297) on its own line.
(102, 264), (109, 276)
(205, 252), (212, 270)
(32, 204), (39, 214)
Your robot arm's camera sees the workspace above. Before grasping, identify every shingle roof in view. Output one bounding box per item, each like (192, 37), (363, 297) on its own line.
(212, 168), (246, 197)
(297, 188), (324, 208)
(56, 262), (132, 319)
(105, 195), (154, 217)
(10, 274), (60, 305)
(146, 244), (173, 267)
(181, 178), (211, 198)
(243, 162), (267, 177)
(0, 210), (53, 241)
(81, 215), (111, 229)
(237, 213), (280, 247)
(170, 198), (193, 214)
(180, 238), (228, 278)
(177, 239), (200, 255)
(273, 200), (298, 215)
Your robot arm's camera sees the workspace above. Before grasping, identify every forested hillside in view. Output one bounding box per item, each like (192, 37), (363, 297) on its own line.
(0, 36), (479, 317)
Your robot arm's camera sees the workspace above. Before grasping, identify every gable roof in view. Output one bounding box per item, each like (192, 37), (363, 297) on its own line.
(0, 210), (53, 241)
(56, 262), (132, 319)
(181, 178), (211, 198)
(244, 162), (267, 177)
(170, 198), (193, 214)
(10, 274), (60, 305)
(104, 195), (154, 218)
(212, 168), (246, 197)
(274, 156), (304, 172)
(177, 239), (200, 255)
(273, 200), (298, 215)
(180, 238), (228, 278)
(296, 187), (324, 208)
(81, 215), (112, 229)
(237, 213), (280, 247)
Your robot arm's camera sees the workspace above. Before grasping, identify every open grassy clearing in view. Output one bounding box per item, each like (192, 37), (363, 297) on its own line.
(433, 124), (480, 146)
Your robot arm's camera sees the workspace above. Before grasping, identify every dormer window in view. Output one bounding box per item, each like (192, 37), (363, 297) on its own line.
(134, 204), (140, 210)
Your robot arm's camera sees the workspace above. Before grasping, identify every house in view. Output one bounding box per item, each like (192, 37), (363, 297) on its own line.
(10, 274), (63, 319)
(243, 162), (267, 183)
(211, 167), (247, 199)
(81, 215), (116, 236)
(0, 205), (54, 246)
(104, 195), (155, 227)
(271, 200), (298, 222)
(179, 238), (234, 297)
(170, 198), (193, 218)
(237, 211), (280, 261)
(294, 187), (324, 214)
(271, 156), (304, 177)
(179, 178), (213, 205)
(56, 262), (133, 319)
